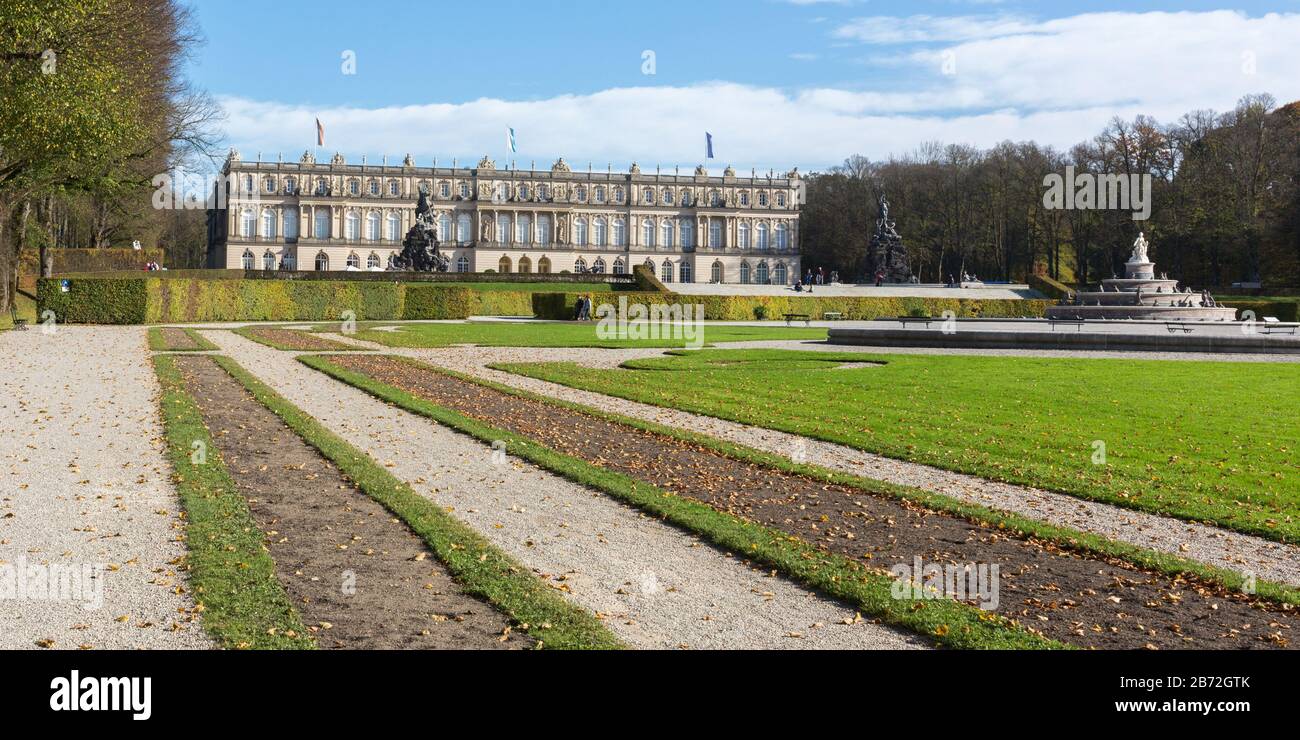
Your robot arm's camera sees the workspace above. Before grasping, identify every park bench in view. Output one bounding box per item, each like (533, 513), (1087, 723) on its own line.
(822, 311), (844, 321)
(1048, 317), (1084, 331)
(9, 304), (28, 331)
(1263, 316), (1297, 335)
(897, 316), (932, 328)
(783, 313), (811, 326)
(1165, 322), (1193, 334)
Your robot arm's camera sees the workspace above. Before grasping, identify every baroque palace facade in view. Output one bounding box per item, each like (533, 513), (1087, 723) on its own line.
(207, 150), (802, 285)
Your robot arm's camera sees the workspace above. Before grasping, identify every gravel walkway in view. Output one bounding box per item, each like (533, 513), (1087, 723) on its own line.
(202, 330), (925, 650)
(0, 326), (212, 649)
(314, 333), (1300, 589)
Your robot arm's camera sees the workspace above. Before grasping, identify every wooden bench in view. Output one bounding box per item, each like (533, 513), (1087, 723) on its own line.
(822, 311), (844, 321)
(897, 316), (932, 328)
(9, 304), (28, 331)
(1263, 316), (1297, 335)
(1048, 317), (1084, 331)
(783, 313), (811, 326)
(1165, 322), (1193, 334)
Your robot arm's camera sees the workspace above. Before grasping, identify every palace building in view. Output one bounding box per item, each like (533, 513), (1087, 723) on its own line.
(206, 150), (802, 285)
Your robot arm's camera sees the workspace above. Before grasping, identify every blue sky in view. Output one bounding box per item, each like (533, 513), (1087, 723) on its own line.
(187, 1), (1300, 171)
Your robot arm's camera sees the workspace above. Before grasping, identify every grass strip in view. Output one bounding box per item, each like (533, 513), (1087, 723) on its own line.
(212, 354), (622, 650)
(466, 359), (1300, 609)
(301, 353), (1062, 650)
(152, 354), (315, 649)
(148, 327), (218, 351)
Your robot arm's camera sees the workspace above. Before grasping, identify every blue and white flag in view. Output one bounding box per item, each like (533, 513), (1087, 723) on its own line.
(507, 127), (517, 154)
(706, 132), (714, 159)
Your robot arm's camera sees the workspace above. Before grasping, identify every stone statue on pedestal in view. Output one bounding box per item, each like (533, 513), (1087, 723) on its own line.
(1129, 232), (1150, 263)
(390, 190), (450, 272)
(863, 193), (912, 283)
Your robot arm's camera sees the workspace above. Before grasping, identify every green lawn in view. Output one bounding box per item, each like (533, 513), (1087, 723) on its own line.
(0, 293), (37, 330)
(497, 349), (1300, 542)
(327, 322), (828, 348)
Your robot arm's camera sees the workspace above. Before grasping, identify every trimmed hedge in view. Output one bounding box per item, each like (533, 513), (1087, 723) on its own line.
(1028, 273), (1075, 301)
(533, 291), (1051, 321)
(1221, 300), (1299, 322)
(632, 263), (670, 293)
(403, 285), (477, 320)
(532, 291), (671, 320)
(21, 247), (166, 277)
(37, 276), (149, 324)
(147, 278), (404, 322)
(471, 290), (535, 316)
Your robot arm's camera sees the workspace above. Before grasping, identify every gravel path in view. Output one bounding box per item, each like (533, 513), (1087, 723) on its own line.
(202, 330), (925, 650)
(0, 327), (212, 650)
(314, 333), (1300, 589)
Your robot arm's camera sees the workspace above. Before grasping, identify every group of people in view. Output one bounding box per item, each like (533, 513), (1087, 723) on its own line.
(572, 295), (594, 321)
(946, 272), (980, 287)
(794, 267), (837, 292)
(143, 261), (162, 271)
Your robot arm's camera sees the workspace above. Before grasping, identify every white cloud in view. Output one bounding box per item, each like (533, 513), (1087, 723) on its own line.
(834, 14), (1038, 44)
(217, 12), (1300, 171)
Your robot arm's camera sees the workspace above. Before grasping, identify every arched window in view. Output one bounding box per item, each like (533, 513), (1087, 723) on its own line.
(756, 223), (769, 251)
(593, 217), (607, 246)
(537, 256), (551, 274)
(740, 261), (750, 284)
(261, 209), (276, 239)
(574, 218), (588, 246)
(284, 208), (299, 240)
(661, 260), (674, 283)
(366, 212), (381, 241)
(574, 257), (587, 273)
(386, 213), (401, 242)
(437, 213), (451, 242)
(518, 256), (532, 274)
(681, 221), (694, 249)
(662, 221), (674, 248)
(262, 250), (276, 270)
(644, 259), (655, 277)
(776, 223), (789, 250)
(314, 209), (330, 239)
(738, 222), (750, 249)
(240, 209), (255, 237)
(367, 252), (381, 269)
(642, 218), (655, 248)
(612, 218), (626, 247)
(773, 262), (788, 285)
(346, 252), (360, 269)
(282, 252), (296, 270)
(756, 261), (769, 284)
(613, 258), (626, 275)
(536, 215), (551, 245)
(456, 256), (470, 273)
(241, 249), (255, 269)
(345, 212), (360, 241)
(680, 262), (692, 283)
(709, 220), (722, 249)
(458, 213), (471, 244)
(315, 251), (329, 271)
(497, 214), (511, 244)
(592, 258), (606, 274)
(711, 261), (723, 283)
(498, 256), (512, 273)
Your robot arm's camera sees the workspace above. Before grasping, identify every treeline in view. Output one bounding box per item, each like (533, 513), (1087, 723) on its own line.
(802, 94), (1300, 289)
(0, 0), (218, 308)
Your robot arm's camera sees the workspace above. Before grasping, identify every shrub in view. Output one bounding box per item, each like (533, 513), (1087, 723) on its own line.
(531, 291), (673, 320)
(473, 290), (534, 316)
(753, 305), (768, 320)
(632, 263), (670, 293)
(402, 286), (477, 319)
(37, 276), (149, 324)
(1221, 300), (1299, 322)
